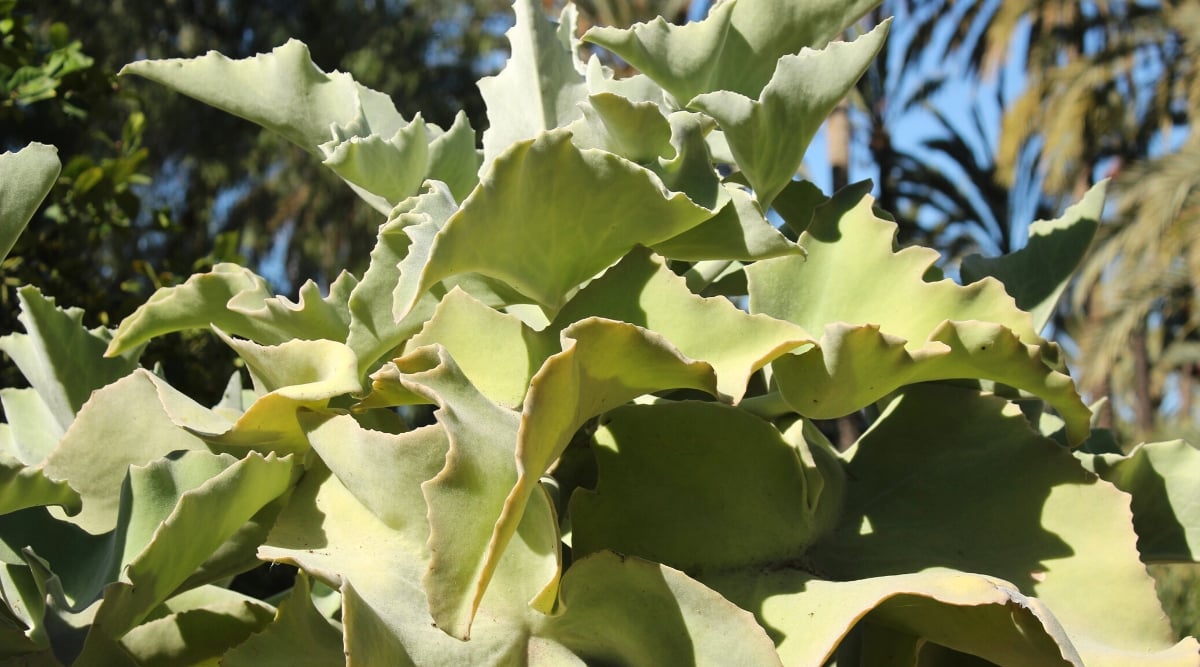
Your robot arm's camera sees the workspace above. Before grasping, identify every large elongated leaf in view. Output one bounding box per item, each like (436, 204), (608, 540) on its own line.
(405, 288), (557, 408)
(259, 462), (779, 664)
(39, 371), (222, 534)
(772, 320), (1090, 445)
(584, 0), (882, 104)
(553, 247), (811, 402)
(570, 401), (823, 571)
(747, 190), (1039, 343)
(805, 385), (1197, 665)
(392, 130), (715, 319)
(121, 40), (448, 212)
(1078, 440), (1200, 562)
(360, 346), (560, 641)
(1, 287), (141, 431)
(962, 182), (1106, 332)
(689, 21), (889, 208)
(0, 143), (60, 262)
(106, 264), (355, 356)
(478, 0), (587, 168)
(77, 451), (294, 653)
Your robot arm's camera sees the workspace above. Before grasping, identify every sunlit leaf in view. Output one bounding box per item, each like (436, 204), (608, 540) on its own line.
(962, 182), (1106, 332)
(689, 22), (889, 208)
(584, 0), (882, 104)
(1079, 440), (1200, 562)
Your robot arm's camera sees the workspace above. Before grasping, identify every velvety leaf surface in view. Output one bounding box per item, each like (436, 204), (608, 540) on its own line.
(259, 463), (546, 665)
(689, 22), (888, 208)
(121, 40), (404, 154)
(650, 185), (800, 261)
(426, 111), (482, 202)
(1, 388), (63, 465)
(406, 288), (558, 408)
(708, 569), (1082, 666)
(553, 248), (811, 402)
(200, 333), (361, 455)
(806, 385), (1198, 665)
(962, 182), (1106, 332)
(536, 551), (782, 666)
(570, 401), (821, 572)
(1078, 440), (1200, 562)
(477, 0), (587, 168)
(361, 346), (560, 640)
(1, 287), (141, 431)
(221, 573), (344, 667)
(0, 143), (60, 262)
(301, 412), (447, 543)
(40, 371), (222, 534)
(106, 264), (355, 356)
(0, 457), (80, 516)
(772, 320), (1091, 444)
(119, 586), (275, 667)
(392, 130), (715, 318)
(747, 190), (1039, 343)
(318, 114), (431, 212)
(80, 451), (293, 647)
(583, 0), (881, 104)
(345, 185), (454, 374)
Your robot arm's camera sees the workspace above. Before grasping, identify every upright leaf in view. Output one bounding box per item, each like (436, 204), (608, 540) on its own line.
(689, 22), (889, 208)
(478, 0), (587, 168)
(584, 0), (882, 104)
(961, 182), (1106, 332)
(392, 130), (714, 319)
(0, 143), (60, 262)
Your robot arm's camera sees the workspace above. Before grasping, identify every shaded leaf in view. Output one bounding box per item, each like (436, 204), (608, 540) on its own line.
(0, 143), (60, 262)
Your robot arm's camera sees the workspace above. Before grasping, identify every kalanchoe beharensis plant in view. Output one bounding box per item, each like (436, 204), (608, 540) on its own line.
(1, 0), (1198, 664)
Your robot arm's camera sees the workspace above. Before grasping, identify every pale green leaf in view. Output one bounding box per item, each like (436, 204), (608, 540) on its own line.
(0, 388), (63, 466)
(747, 190), (1039, 344)
(552, 247), (810, 402)
(393, 130), (715, 319)
(300, 411), (447, 544)
(318, 114), (430, 213)
(361, 346), (560, 640)
(0, 456), (80, 516)
(106, 264), (355, 356)
(962, 182), (1106, 333)
(806, 385), (1197, 665)
(260, 464), (549, 664)
(221, 572), (343, 667)
(405, 287), (558, 408)
(0, 143), (60, 262)
(565, 92), (674, 164)
(40, 370), (221, 535)
(478, 0), (587, 168)
(772, 320), (1091, 445)
(583, 0), (882, 104)
(201, 333), (362, 455)
(689, 22), (889, 208)
(1078, 440), (1200, 562)
(120, 40), (404, 154)
(0, 286), (141, 431)
(650, 185), (801, 261)
(570, 401), (822, 572)
(538, 551), (782, 666)
(708, 568), (1083, 666)
(81, 451), (293, 643)
(345, 184), (453, 375)
(427, 111), (482, 202)
(119, 586), (275, 667)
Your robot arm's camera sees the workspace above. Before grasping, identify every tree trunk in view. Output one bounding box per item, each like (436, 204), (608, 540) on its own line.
(1131, 326), (1155, 436)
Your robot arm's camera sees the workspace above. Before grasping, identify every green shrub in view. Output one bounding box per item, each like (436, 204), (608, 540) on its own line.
(1, 1), (1198, 664)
